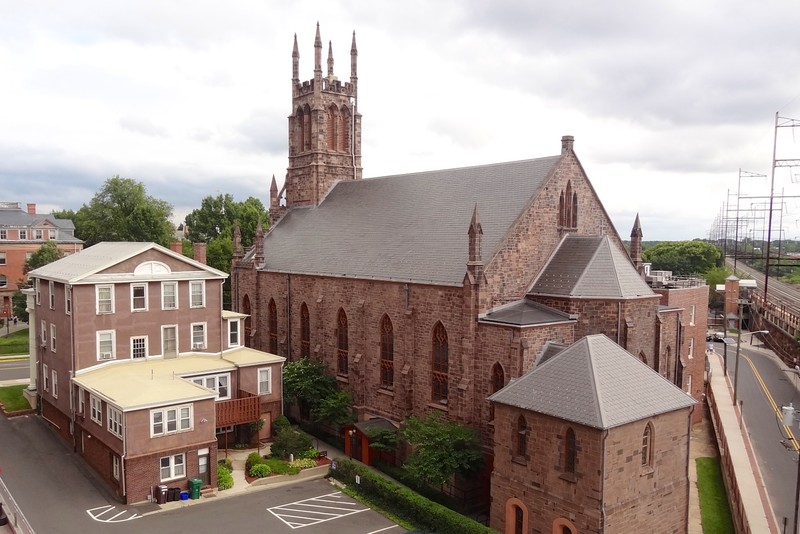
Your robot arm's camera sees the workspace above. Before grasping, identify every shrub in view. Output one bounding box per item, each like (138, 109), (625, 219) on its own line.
(330, 458), (492, 534)
(246, 452), (266, 472)
(299, 448), (320, 460)
(289, 458), (318, 470)
(264, 457), (301, 475)
(270, 427), (313, 459)
(217, 463), (233, 490)
(249, 463), (272, 478)
(218, 457), (233, 470)
(273, 415), (291, 435)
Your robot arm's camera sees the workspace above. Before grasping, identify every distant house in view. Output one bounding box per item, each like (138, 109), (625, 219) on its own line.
(27, 242), (285, 504)
(489, 334), (697, 533)
(0, 201), (83, 318)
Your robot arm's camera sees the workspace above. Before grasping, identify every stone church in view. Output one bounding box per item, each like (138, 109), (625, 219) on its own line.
(231, 25), (704, 533)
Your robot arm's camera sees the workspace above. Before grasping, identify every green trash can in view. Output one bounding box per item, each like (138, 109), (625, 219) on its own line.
(188, 478), (202, 500)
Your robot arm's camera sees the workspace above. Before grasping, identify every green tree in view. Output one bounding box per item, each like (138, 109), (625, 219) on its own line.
(184, 194), (268, 248)
(704, 265), (730, 310)
(642, 240), (722, 275)
(74, 176), (174, 246)
(282, 358), (339, 418)
(401, 412), (484, 487)
(24, 241), (64, 274)
(311, 389), (355, 428)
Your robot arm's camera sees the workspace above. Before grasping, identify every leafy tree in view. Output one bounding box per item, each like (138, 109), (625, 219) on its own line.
(704, 265), (730, 310)
(184, 194), (268, 248)
(642, 240), (722, 276)
(12, 291), (28, 323)
(74, 176), (174, 246)
(24, 241), (64, 274)
(282, 358), (338, 417)
(366, 427), (399, 452)
(51, 208), (77, 223)
(401, 412), (484, 487)
(311, 389), (355, 428)
(270, 427), (313, 459)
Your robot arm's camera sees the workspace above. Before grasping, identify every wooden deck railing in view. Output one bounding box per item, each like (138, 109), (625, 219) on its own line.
(215, 390), (259, 427)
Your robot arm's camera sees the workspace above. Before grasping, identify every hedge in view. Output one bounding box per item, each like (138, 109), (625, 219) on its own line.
(329, 457), (492, 534)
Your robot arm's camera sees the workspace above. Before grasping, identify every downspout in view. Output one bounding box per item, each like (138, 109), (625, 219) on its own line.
(684, 406), (694, 529)
(600, 428), (608, 533)
(351, 96), (357, 180)
(675, 319), (683, 386)
(121, 411), (127, 500)
(616, 302), (622, 344)
(68, 284), (77, 451)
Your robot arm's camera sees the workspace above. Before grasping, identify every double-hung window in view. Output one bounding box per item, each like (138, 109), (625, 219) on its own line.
(190, 281), (205, 308)
(131, 336), (148, 359)
(52, 369), (58, 398)
(50, 324), (57, 352)
(96, 285), (114, 314)
(49, 281), (55, 309)
(90, 396), (102, 424)
(162, 282), (177, 310)
(0, 252), (7, 265)
(131, 283), (148, 311)
(191, 323), (206, 350)
(65, 286), (71, 314)
(160, 454), (185, 481)
(42, 364), (49, 391)
(151, 405), (192, 436)
(228, 320), (240, 347)
(108, 407), (123, 438)
(258, 368), (272, 395)
(190, 373), (230, 400)
(97, 330), (115, 361)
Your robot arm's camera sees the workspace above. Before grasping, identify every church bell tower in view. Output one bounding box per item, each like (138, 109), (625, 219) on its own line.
(280, 23), (362, 214)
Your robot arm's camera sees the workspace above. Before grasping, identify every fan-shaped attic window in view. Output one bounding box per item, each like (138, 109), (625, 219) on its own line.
(134, 261), (171, 275)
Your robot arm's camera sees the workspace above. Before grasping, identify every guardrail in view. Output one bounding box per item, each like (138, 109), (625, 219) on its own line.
(0, 475), (34, 534)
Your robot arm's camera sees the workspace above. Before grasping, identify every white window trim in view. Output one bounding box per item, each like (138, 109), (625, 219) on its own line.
(48, 281), (55, 309)
(96, 284), (115, 315)
(65, 286), (71, 315)
(42, 364), (49, 391)
(90, 396), (102, 425)
(40, 320), (47, 345)
(228, 319), (240, 348)
(35, 278), (40, 305)
(0, 251), (5, 265)
(161, 281), (178, 310)
(191, 322), (207, 350)
(688, 337), (694, 359)
(77, 387), (85, 415)
(150, 404), (193, 437)
(113, 455), (120, 480)
(258, 367), (272, 395)
(130, 282), (149, 312)
(689, 304), (696, 326)
(190, 373), (230, 400)
(97, 330), (116, 361)
(108, 406), (123, 438)
(162, 325), (178, 356)
(160, 453), (186, 482)
(189, 280), (205, 308)
(131, 335), (149, 359)
(52, 369), (58, 398)
(50, 324), (57, 352)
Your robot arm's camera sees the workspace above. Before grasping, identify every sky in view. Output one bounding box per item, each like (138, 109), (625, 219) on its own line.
(2, 1), (800, 242)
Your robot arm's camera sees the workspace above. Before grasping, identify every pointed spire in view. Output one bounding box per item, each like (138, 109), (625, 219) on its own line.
(254, 220), (265, 266)
(292, 34), (299, 83)
(350, 30), (358, 81)
(630, 213), (643, 275)
(314, 22), (322, 77)
(468, 203), (483, 265)
(327, 41), (334, 77)
(270, 174), (279, 209)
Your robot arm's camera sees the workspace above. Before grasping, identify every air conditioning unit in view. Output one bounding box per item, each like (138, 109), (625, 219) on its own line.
(99, 352), (113, 361)
(193, 343), (205, 350)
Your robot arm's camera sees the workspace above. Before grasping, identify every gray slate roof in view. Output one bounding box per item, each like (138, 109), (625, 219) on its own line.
(480, 300), (574, 327)
(529, 235), (654, 299)
(29, 242), (227, 284)
(0, 204), (80, 241)
(489, 334), (696, 429)
(257, 156), (562, 285)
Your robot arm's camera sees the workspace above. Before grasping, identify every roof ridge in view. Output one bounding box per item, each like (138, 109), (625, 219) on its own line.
(585, 336), (606, 427)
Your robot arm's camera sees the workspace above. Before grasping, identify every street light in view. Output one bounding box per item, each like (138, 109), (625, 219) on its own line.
(747, 330), (770, 346)
(781, 400), (800, 534)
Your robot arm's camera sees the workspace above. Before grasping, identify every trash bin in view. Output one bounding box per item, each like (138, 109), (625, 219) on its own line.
(180, 491), (189, 501)
(155, 485), (167, 504)
(188, 478), (202, 500)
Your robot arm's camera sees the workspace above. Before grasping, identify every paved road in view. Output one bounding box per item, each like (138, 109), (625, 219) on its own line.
(0, 360), (29, 382)
(0, 413), (405, 533)
(725, 342), (800, 528)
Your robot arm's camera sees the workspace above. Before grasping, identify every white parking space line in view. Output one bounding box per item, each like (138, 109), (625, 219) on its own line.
(268, 491), (369, 529)
(86, 504), (141, 523)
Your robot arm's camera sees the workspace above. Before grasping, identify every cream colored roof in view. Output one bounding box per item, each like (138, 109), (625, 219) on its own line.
(222, 346), (285, 367)
(222, 310), (249, 319)
(73, 351), (282, 411)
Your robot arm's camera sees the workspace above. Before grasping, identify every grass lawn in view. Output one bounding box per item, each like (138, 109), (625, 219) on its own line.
(696, 457), (734, 534)
(0, 385), (30, 412)
(0, 328), (29, 356)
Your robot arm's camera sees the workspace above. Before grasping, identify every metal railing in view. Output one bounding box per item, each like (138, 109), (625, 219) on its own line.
(0, 476), (34, 534)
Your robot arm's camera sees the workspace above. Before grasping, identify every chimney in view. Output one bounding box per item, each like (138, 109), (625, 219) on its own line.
(27, 203), (36, 215)
(561, 135), (574, 155)
(169, 242), (182, 254)
(193, 243), (207, 265)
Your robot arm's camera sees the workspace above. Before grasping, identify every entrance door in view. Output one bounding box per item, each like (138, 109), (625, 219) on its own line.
(199, 453), (210, 485)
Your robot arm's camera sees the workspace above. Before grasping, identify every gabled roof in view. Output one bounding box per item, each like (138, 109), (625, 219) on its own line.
(489, 334), (696, 429)
(28, 242), (227, 284)
(528, 235), (654, 299)
(254, 156), (562, 285)
(0, 205), (80, 241)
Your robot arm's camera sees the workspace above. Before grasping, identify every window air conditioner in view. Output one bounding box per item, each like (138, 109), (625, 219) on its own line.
(99, 352), (113, 360)
(193, 343), (205, 350)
